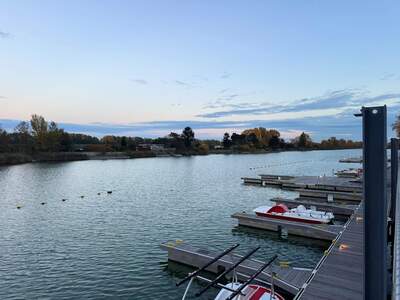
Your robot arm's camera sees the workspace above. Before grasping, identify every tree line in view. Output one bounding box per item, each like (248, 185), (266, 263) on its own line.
(0, 115), (209, 154)
(0, 115), (362, 154)
(221, 128), (362, 151)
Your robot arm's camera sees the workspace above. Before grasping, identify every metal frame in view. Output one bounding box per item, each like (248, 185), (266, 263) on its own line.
(361, 106), (387, 300)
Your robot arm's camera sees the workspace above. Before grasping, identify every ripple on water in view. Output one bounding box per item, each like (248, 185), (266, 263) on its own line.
(0, 149), (361, 299)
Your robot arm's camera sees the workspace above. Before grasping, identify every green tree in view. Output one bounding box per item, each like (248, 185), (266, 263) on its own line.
(297, 132), (312, 148)
(222, 132), (231, 149)
(14, 121), (32, 152)
(182, 127), (195, 148)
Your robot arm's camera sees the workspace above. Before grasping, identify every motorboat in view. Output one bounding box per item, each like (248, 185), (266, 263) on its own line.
(254, 204), (334, 224)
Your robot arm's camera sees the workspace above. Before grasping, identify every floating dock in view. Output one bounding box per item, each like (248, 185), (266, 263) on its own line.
(297, 189), (362, 203)
(231, 212), (343, 241)
(160, 240), (312, 296)
(339, 157), (363, 163)
(242, 174), (362, 193)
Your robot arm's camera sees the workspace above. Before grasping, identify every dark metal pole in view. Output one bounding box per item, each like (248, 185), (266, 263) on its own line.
(362, 106), (387, 300)
(391, 138), (399, 236)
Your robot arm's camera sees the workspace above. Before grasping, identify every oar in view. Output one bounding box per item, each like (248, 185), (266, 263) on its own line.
(225, 254), (278, 300)
(195, 247), (260, 297)
(176, 244), (240, 287)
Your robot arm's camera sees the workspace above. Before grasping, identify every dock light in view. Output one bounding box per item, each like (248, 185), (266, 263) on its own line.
(356, 216), (363, 222)
(339, 243), (349, 251)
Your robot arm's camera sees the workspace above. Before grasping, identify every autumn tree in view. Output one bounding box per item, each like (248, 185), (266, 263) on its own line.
(30, 114), (48, 151)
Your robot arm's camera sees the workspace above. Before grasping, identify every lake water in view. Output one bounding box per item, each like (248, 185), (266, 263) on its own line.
(0, 149), (361, 299)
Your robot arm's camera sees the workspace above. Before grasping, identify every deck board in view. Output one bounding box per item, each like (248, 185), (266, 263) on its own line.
(296, 205), (364, 299)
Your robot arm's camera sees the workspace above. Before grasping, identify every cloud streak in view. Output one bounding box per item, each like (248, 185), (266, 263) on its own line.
(0, 31), (10, 38)
(130, 79), (148, 85)
(198, 89), (400, 118)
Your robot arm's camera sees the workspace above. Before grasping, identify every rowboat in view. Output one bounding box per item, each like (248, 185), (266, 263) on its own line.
(254, 204), (334, 224)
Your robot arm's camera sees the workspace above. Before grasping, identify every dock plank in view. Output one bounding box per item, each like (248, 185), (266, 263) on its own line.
(296, 205), (364, 299)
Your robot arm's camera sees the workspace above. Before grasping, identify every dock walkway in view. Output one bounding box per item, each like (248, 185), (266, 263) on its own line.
(242, 174), (362, 193)
(295, 204), (364, 299)
(160, 240), (312, 296)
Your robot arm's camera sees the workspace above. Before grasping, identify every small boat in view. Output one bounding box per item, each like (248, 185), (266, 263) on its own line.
(254, 204), (334, 224)
(215, 282), (285, 300)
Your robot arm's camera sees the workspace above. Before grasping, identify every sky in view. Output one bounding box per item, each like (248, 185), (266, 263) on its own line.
(1, 0), (400, 140)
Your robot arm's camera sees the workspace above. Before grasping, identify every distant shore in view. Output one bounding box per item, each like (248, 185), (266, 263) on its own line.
(0, 147), (361, 167)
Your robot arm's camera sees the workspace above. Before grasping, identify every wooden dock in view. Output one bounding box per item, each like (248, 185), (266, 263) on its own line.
(297, 189), (362, 203)
(271, 197), (356, 217)
(231, 212), (343, 241)
(160, 240), (312, 296)
(243, 174), (362, 193)
(339, 157), (363, 163)
(295, 204), (364, 299)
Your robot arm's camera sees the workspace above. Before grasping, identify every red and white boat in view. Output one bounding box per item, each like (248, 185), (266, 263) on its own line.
(215, 282), (285, 300)
(254, 204), (334, 224)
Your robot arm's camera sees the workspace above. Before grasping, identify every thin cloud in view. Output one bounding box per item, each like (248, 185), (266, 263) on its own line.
(0, 31), (10, 38)
(380, 73), (396, 81)
(175, 80), (189, 86)
(220, 72), (231, 79)
(130, 79), (148, 85)
(198, 89), (400, 118)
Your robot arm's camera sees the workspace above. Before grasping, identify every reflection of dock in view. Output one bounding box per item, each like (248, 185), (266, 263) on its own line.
(160, 240), (312, 296)
(231, 212), (343, 241)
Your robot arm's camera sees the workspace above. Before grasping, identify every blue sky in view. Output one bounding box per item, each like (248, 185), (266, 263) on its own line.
(1, 0), (400, 140)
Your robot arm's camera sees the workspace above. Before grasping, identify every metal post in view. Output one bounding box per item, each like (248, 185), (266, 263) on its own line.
(391, 138), (399, 234)
(362, 106), (387, 300)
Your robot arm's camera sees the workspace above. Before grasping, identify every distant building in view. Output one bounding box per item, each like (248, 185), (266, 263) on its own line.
(137, 144), (165, 151)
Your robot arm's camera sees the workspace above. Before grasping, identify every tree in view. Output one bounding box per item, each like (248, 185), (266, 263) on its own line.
(30, 114), (48, 151)
(269, 135), (280, 149)
(393, 115), (400, 137)
(222, 132), (231, 149)
(14, 121), (32, 152)
(297, 132), (312, 148)
(182, 127), (195, 148)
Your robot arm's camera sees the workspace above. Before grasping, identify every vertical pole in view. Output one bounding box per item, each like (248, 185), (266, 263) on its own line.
(362, 106), (387, 300)
(391, 138), (399, 232)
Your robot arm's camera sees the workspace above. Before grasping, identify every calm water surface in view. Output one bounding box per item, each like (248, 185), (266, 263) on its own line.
(0, 149), (361, 299)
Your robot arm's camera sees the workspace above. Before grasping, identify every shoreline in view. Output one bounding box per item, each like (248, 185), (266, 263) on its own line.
(0, 147), (362, 167)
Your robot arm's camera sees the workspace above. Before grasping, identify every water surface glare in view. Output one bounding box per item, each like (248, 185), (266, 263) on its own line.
(0, 149), (361, 299)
